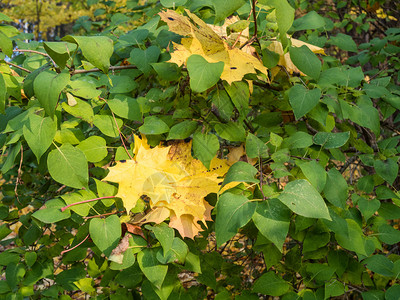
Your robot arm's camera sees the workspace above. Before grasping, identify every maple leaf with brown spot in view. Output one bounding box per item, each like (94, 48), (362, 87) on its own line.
(104, 136), (230, 238)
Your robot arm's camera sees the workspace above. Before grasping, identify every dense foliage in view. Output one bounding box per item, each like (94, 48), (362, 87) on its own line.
(0, 0), (400, 299)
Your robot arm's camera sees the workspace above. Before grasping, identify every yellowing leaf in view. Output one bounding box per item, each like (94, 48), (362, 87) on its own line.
(268, 38), (325, 78)
(159, 9), (268, 85)
(104, 136), (230, 238)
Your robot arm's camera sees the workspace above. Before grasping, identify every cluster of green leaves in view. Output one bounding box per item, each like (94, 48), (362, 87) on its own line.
(0, 0), (400, 299)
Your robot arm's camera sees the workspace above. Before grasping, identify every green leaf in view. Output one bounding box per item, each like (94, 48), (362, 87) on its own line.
(0, 73), (6, 114)
(23, 114), (57, 162)
(246, 133), (268, 158)
(89, 215), (121, 256)
(1, 141), (21, 174)
(156, 237), (189, 264)
(313, 131), (350, 149)
(215, 192), (257, 247)
(0, 31), (12, 58)
(278, 179), (331, 220)
(357, 196), (380, 221)
(139, 116), (170, 135)
(306, 264), (336, 283)
(68, 78), (101, 99)
(378, 203), (400, 220)
(167, 120), (198, 140)
(34, 70), (70, 117)
(212, 0), (246, 23)
(282, 131), (313, 149)
(374, 158), (398, 185)
(298, 160), (326, 192)
(56, 266), (86, 291)
(129, 46), (160, 75)
(214, 122), (246, 142)
(259, 0), (294, 35)
(363, 255), (394, 277)
(187, 54), (224, 93)
(61, 190), (98, 216)
(151, 62), (181, 81)
(47, 144), (88, 189)
(107, 95), (142, 121)
(6, 263), (26, 290)
(0, 224), (11, 240)
(378, 224), (400, 245)
(333, 218), (367, 256)
(361, 290), (385, 300)
(147, 223), (174, 255)
(261, 48), (280, 69)
(137, 248), (168, 289)
(32, 198), (71, 223)
(223, 81), (250, 113)
(330, 33), (357, 52)
(292, 11), (325, 31)
(0, 13), (13, 22)
(193, 132), (219, 169)
(386, 285), (400, 300)
(109, 75), (139, 94)
(252, 271), (290, 296)
(289, 45), (321, 79)
(319, 66), (364, 88)
(222, 161), (259, 186)
(43, 41), (77, 69)
(62, 35), (114, 73)
(24, 252), (37, 268)
(288, 85), (321, 120)
(77, 136), (108, 163)
(212, 90), (234, 122)
(161, 0), (187, 7)
(323, 168), (348, 208)
(93, 114), (123, 137)
(62, 97), (94, 124)
(303, 224), (330, 252)
(252, 199), (291, 251)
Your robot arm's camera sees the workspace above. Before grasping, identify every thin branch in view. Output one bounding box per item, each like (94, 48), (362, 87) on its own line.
(4, 61), (31, 73)
(72, 65), (138, 75)
(251, 0), (261, 48)
(100, 97), (134, 160)
(84, 211), (123, 219)
(60, 196), (116, 212)
(14, 144), (24, 205)
(13, 48), (56, 67)
(60, 234), (90, 255)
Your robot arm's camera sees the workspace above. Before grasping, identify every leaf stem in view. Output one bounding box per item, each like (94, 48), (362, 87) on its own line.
(71, 65), (138, 75)
(60, 196), (116, 212)
(100, 97), (134, 160)
(60, 234), (90, 255)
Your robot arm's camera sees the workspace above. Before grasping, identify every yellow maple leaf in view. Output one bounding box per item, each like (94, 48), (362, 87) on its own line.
(159, 9), (268, 85)
(104, 136), (230, 238)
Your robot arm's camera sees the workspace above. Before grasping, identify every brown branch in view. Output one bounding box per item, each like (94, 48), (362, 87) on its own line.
(60, 196), (116, 212)
(13, 49), (56, 67)
(4, 61), (31, 73)
(251, 0), (261, 48)
(84, 211), (123, 219)
(71, 65), (138, 75)
(14, 144), (24, 205)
